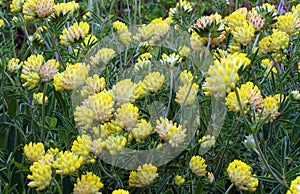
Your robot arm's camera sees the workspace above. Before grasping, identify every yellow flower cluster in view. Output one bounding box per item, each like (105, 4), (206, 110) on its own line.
(111, 79), (139, 106)
(60, 22), (90, 46)
(129, 163), (158, 187)
(24, 142), (45, 162)
(134, 52), (152, 71)
(174, 175), (185, 186)
(179, 70), (193, 85)
(104, 135), (127, 155)
(81, 74), (106, 98)
(226, 82), (263, 113)
(113, 21), (132, 46)
(10, 0), (24, 13)
(52, 151), (82, 174)
(169, 0), (192, 19)
(115, 103), (139, 130)
(189, 155), (207, 176)
(7, 58), (21, 72)
(73, 172), (104, 194)
(227, 160), (259, 192)
(232, 22), (255, 46)
(277, 12), (300, 36)
(261, 58), (277, 75)
(225, 9), (247, 32)
(203, 52), (251, 97)
(198, 135), (216, 149)
(27, 162), (52, 191)
(287, 176), (300, 194)
(161, 53), (182, 67)
(33, 92), (48, 105)
(143, 72), (165, 94)
(53, 1), (79, 17)
(175, 83), (199, 106)
(132, 119), (152, 142)
(155, 117), (187, 147)
(53, 63), (89, 91)
(23, 0), (54, 20)
(71, 135), (92, 164)
(260, 96), (280, 122)
(247, 13), (265, 31)
(90, 48), (116, 66)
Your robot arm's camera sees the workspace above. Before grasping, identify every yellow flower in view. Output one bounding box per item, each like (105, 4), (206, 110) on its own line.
(232, 22), (255, 46)
(112, 189), (130, 194)
(53, 1), (79, 17)
(179, 70), (193, 85)
(27, 162), (52, 191)
(52, 151), (82, 175)
(81, 74), (106, 98)
(258, 36), (273, 55)
(174, 175), (185, 186)
(129, 163), (159, 187)
(77, 91), (114, 124)
(167, 122), (187, 147)
(226, 88), (249, 113)
(260, 96), (280, 122)
(60, 22), (90, 46)
(113, 21), (132, 46)
(189, 155), (207, 176)
(203, 53), (251, 97)
(24, 142), (45, 162)
(292, 4), (300, 18)
(225, 10), (247, 32)
(175, 83), (199, 106)
(198, 135), (216, 149)
(270, 29), (289, 51)
(190, 32), (204, 51)
(261, 59), (277, 74)
(91, 138), (106, 155)
(143, 72), (165, 94)
(53, 63), (89, 91)
(23, 0), (38, 20)
(100, 120), (124, 137)
(22, 54), (44, 73)
(73, 172), (104, 194)
(277, 12), (299, 36)
(71, 135), (92, 164)
(104, 135), (127, 155)
(134, 52), (152, 71)
(33, 92), (48, 105)
(21, 71), (40, 90)
(132, 119), (152, 142)
(39, 59), (59, 82)
(35, 0), (54, 18)
(115, 103), (139, 130)
(178, 45), (191, 57)
(227, 160), (259, 192)
(286, 176), (300, 194)
(161, 53), (182, 67)
(169, 0), (192, 18)
(74, 105), (94, 131)
(90, 48), (116, 66)
(241, 82), (263, 110)
(10, 0), (24, 13)
(111, 79), (139, 106)
(0, 19), (4, 28)
(7, 58), (21, 72)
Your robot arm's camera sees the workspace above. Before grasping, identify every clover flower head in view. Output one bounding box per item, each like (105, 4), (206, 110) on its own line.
(189, 155), (207, 176)
(115, 103), (139, 130)
(39, 59), (59, 82)
(277, 12), (299, 36)
(27, 162), (52, 191)
(225, 10), (247, 32)
(129, 163), (159, 187)
(179, 70), (193, 85)
(175, 83), (199, 106)
(198, 135), (216, 149)
(81, 74), (106, 98)
(132, 119), (152, 142)
(24, 142), (45, 162)
(90, 48), (116, 66)
(73, 172), (104, 194)
(104, 135), (127, 155)
(60, 22), (90, 46)
(111, 79), (139, 106)
(112, 189), (130, 194)
(143, 72), (165, 94)
(71, 135), (92, 163)
(53, 1), (79, 17)
(169, 0), (192, 19)
(232, 22), (255, 46)
(227, 160), (259, 192)
(247, 13), (265, 31)
(53, 63), (89, 91)
(7, 58), (21, 72)
(35, 0), (54, 18)
(167, 123), (187, 147)
(260, 96), (280, 122)
(52, 151), (82, 175)
(174, 175), (185, 186)
(10, 0), (24, 13)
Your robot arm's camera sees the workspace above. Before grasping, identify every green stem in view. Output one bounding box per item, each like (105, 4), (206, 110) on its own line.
(98, 159), (114, 179)
(53, 178), (63, 194)
(224, 183), (234, 194)
(252, 134), (288, 189)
